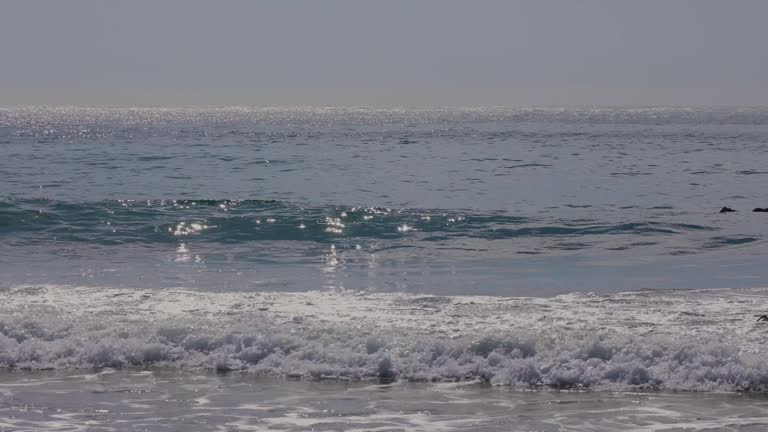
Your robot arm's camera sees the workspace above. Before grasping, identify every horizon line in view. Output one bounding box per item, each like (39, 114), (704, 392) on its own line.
(2, 104), (768, 110)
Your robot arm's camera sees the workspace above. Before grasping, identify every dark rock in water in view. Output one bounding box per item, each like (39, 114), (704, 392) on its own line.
(720, 207), (737, 213)
(754, 208), (768, 212)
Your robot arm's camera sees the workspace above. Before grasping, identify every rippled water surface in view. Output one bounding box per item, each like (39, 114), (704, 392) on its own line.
(2, 107), (768, 294)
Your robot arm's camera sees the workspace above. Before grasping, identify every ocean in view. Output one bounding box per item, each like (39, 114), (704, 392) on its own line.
(1, 106), (768, 431)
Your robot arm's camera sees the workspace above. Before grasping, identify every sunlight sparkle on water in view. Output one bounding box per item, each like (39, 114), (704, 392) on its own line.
(324, 217), (345, 234)
(171, 221), (209, 236)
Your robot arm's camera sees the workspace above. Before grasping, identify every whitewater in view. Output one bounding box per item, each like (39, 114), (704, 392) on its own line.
(4, 283), (768, 392)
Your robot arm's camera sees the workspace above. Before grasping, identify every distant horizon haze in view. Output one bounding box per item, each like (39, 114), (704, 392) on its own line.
(2, 87), (768, 108)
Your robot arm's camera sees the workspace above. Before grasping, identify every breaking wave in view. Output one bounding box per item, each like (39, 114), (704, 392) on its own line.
(2, 284), (768, 393)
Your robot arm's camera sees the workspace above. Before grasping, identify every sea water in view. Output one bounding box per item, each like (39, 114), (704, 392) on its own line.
(1, 106), (768, 430)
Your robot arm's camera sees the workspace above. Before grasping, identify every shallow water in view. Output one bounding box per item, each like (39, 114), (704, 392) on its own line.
(2, 371), (768, 431)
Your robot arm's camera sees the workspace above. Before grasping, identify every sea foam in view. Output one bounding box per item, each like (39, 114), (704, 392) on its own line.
(1, 284), (768, 392)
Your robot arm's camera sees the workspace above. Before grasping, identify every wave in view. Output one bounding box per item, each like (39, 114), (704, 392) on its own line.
(0, 199), (717, 250)
(2, 284), (768, 393)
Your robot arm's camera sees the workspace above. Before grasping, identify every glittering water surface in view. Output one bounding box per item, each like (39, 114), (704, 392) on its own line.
(1, 106), (767, 294)
(2, 107), (768, 430)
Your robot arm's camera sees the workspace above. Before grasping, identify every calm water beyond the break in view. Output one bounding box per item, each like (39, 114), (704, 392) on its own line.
(2, 106), (768, 295)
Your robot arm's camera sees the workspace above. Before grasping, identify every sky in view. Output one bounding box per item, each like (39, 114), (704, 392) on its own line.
(1, 0), (767, 107)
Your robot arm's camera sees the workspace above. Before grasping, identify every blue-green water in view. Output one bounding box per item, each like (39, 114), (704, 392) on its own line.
(1, 106), (767, 295)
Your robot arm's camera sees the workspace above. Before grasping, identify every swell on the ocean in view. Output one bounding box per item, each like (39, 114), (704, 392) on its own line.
(0, 198), (735, 254)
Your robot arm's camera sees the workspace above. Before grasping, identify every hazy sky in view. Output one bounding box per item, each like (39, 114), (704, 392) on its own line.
(1, 0), (767, 106)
